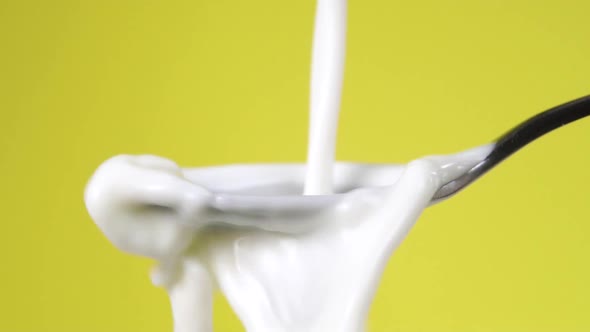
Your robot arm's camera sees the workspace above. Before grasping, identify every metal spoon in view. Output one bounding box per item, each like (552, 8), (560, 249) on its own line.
(432, 94), (590, 202)
(124, 94), (590, 228)
(200, 94), (590, 223)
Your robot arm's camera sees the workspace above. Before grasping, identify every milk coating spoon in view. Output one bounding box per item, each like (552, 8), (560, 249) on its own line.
(213, 94), (590, 214)
(432, 94), (590, 202)
(85, 95), (590, 242)
(184, 94), (590, 220)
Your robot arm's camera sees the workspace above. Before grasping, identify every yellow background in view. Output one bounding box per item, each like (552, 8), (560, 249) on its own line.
(1, 0), (589, 331)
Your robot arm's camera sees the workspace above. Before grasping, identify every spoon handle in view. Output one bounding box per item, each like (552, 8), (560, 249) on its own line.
(432, 94), (590, 202)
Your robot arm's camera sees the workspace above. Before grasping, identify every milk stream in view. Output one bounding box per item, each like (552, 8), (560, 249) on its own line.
(83, 0), (494, 331)
(304, 0), (347, 195)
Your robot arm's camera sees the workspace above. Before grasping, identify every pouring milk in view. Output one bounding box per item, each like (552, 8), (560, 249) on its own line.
(84, 0), (493, 331)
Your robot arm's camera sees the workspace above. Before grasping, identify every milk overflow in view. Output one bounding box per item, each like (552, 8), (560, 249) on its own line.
(83, 1), (492, 331)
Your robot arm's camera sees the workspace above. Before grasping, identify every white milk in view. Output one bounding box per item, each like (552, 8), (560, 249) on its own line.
(85, 145), (492, 332)
(304, 0), (347, 195)
(84, 0), (494, 330)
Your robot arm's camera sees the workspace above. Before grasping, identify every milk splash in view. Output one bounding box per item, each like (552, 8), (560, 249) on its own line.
(84, 0), (494, 331)
(85, 146), (492, 331)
